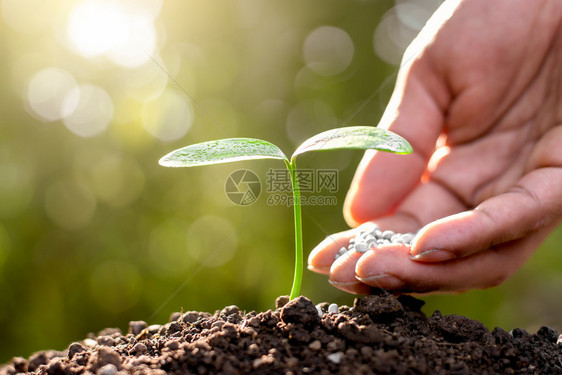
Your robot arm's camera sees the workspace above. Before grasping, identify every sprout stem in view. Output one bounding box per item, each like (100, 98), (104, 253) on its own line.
(287, 160), (303, 300)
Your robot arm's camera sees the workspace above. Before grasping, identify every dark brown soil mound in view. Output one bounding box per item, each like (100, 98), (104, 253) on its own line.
(2, 294), (561, 374)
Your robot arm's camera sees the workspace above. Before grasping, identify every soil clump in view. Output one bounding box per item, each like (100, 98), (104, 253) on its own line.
(2, 294), (561, 374)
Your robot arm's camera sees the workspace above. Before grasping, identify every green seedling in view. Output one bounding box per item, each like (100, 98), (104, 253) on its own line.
(159, 126), (412, 300)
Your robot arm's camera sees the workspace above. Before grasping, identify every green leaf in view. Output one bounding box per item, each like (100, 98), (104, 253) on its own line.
(291, 126), (412, 160)
(159, 138), (289, 167)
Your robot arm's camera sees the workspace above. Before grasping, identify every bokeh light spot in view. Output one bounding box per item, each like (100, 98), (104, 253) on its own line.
(303, 26), (354, 76)
(373, 9), (416, 65)
(62, 84), (114, 138)
(395, 0), (440, 31)
(186, 215), (238, 268)
(141, 89), (193, 142)
(27, 67), (78, 122)
(374, 0), (441, 65)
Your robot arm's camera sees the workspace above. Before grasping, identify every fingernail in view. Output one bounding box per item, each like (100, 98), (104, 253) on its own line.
(307, 264), (330, 273)
(356, 273), (404, 290)
(329, 279), (360, 287)
(409, 249), (455, 262)
(329, 279), (371, 294)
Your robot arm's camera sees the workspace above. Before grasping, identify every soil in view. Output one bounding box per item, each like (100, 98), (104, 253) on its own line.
(2, 293), (561, 375)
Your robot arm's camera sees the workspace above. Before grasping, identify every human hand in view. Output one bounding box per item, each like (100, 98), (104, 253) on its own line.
(308, 0), (562, 294)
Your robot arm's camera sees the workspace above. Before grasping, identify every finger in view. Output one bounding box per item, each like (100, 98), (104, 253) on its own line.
(344, 151), (427, 226)
(307, 228), (357, 275)
(316, 179), (468, 292)
(355, 223), (555, 293)
(328, 251), (372, 295)
(321, 216), (420, 293)
(410, 167), (562, 261)
(308, 212), (424, 276)
(344, 60), (449, 227)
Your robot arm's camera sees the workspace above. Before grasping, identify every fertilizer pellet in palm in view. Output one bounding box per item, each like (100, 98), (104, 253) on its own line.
(335, 223), (417, 260)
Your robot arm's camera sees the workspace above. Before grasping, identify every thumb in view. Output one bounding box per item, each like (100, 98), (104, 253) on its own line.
(410, 168), (562, 262)
(344, 58), (449, 227)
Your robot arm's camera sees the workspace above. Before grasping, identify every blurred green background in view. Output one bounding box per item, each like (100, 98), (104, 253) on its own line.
(1, 0), (561, 363)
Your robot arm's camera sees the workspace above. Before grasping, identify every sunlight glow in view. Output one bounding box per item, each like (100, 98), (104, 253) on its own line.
(62, 84), (114, 138)
(1, 0), (52, 34)
(66, 0), (160, 67)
